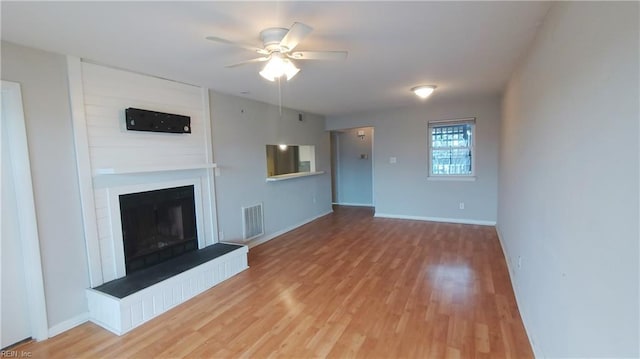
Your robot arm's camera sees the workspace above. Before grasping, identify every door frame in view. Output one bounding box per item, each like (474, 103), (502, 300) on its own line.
(1, 81), (49, 341)
(329, 127), (375, 207)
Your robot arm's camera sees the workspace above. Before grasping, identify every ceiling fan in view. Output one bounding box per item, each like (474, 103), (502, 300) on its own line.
(206, 22), (348, 81)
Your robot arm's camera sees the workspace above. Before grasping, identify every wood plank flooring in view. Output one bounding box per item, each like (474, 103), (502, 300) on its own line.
(14, 206), (533, 358)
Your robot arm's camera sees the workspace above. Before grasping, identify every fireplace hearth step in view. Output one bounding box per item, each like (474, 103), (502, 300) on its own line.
(86, 243), (248, 335)
(94, 243), (242, 298)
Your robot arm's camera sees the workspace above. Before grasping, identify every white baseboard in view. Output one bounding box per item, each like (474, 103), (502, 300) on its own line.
(248, 210), (333, 249)
(332, 202), (373, 207)
(374, 213), (496, 226)
(495, 225), (513, 275)
(495, 224), (543, 359)
(48, 312), (89, 338)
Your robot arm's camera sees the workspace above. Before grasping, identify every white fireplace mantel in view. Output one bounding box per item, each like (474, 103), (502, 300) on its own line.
(94, 163), (217, 176)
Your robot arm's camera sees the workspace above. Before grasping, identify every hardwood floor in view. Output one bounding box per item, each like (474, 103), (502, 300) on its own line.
(14, 206), (533, 358)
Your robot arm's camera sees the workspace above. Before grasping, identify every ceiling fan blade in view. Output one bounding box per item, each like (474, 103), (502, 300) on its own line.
(206, 36), (269, 55)
(279, 22), (313, 52)
(225, 57), (270, 68)
(289, 51), (348, 61)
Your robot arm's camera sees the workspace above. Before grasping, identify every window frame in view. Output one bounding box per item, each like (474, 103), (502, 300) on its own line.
(427, 117), (476, 180)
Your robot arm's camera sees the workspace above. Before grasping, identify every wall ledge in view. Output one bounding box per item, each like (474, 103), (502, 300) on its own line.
(265, 171), (325, 182)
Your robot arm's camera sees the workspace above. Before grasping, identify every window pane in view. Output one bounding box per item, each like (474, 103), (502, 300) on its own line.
(429, 122), (473, 176)
(431, 124), (472, 148)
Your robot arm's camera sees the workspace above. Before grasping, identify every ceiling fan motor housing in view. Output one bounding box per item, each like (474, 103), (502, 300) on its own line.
(260, 28), (289, 51)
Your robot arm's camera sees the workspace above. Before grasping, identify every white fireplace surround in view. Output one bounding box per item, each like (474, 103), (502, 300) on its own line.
(67, 58), (226, 286)
(105, 178), (207, 280)
(68, 58), (250, 336)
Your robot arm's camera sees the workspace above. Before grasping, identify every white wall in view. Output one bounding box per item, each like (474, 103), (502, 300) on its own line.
(326, 96), (500, 223)
(209, 91), (333, 245)
(498, 2), (639, 357)
(333, 127), (373, 206)
(81, 62), (210, 172)
(1, 41), (90, 330)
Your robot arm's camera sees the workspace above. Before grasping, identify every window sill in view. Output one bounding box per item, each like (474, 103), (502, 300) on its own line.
(266, 171), (325, 182)
(427, 176), (476, 182)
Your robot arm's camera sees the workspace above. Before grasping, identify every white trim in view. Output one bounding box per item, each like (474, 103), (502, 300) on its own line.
(201, 88), (218, 245)
(370, 127), (376, 206)
(204, 166), (218, 246)
(428, 117), (476, 125)
(495, 225), (543, 358)
(265, 171), (325, 182)
(247, 210), (333, 248)
(333, 131), (341, 203)
(373, 213), (496, 226)
(1, 81), (49, 341)
(67, 56), (104, 286)
(427, 176), (477, 182)
(332, 202), (373, 207)
(94, 163), (216, 176)
(47, 313), (89, 338)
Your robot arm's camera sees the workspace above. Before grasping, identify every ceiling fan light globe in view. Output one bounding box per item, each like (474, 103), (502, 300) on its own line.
(259, 56), (285, 81)
(259, 68), (276, 81)
(283, 60), (300, 80)
(259, 56), (300, 81)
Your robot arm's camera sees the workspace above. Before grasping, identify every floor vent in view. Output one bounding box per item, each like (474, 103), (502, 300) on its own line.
(242, 203), (264, 241)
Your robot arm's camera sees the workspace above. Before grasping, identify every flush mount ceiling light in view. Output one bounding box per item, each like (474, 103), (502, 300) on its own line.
(411, 85), (437, 99)
(259, 53), (300, 81)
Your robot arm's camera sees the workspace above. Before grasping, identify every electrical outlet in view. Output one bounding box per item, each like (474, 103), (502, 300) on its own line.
(517, 256), (522, 269)
(312, 195), (317, 203)
(459, 202), (465, 210)
(214, 167), (221, 177)
(389, 157), (397, 164)
(218, 231), (224, 241)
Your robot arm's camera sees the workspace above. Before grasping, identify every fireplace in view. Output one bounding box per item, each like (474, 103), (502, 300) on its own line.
(119, 185), (198, 274)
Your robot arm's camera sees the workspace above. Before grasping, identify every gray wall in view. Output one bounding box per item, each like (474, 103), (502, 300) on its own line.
(333, 127), (373, 206)
(209, 91), (332, 244)
(1, 41), (90, 329)
(0, 41), (334, 333)
(498, 2), (639, 357)
(326, 96), (500, 223)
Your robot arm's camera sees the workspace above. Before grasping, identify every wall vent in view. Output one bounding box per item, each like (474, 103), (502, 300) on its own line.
(242, 203), (264, 241)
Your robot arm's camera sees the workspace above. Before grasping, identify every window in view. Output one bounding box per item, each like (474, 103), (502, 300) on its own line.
(428, 118), (475, 177)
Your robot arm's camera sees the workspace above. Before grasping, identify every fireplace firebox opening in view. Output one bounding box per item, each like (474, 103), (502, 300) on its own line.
(119, 185), (198, 274)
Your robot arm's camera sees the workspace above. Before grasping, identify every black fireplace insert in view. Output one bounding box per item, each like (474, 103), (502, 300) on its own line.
(119, 185), (198, 274)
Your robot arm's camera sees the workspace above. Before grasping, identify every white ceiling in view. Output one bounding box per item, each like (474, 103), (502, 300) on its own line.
(1, 1), (550, 117)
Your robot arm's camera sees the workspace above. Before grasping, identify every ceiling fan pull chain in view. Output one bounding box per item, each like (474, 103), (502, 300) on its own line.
(278, 76), (283, 117)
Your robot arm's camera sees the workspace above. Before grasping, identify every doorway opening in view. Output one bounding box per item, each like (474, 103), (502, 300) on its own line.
(330, 127), (374, 210)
